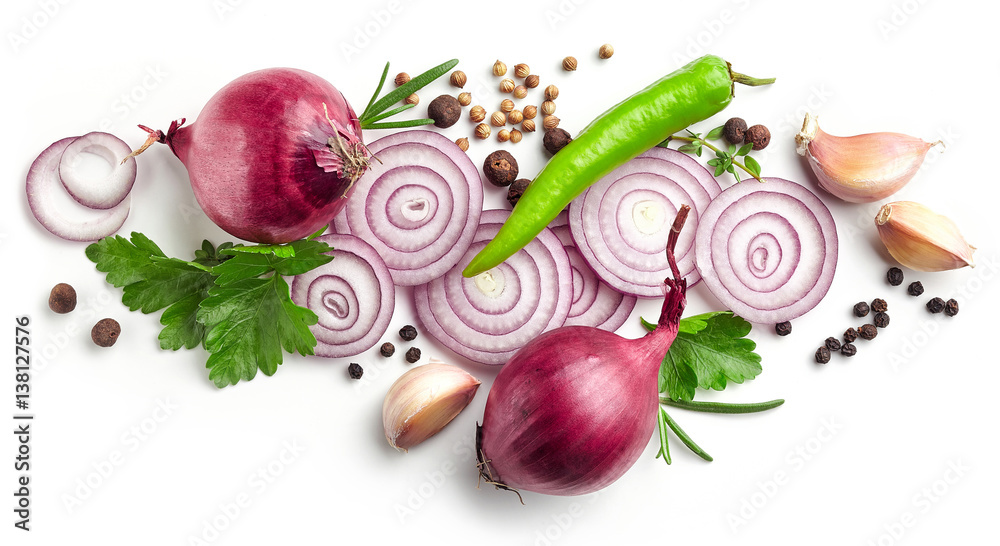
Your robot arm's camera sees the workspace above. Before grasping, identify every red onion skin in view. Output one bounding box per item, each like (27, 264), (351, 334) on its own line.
(163, 68), (365, 243)
(479, 278), (686, 496)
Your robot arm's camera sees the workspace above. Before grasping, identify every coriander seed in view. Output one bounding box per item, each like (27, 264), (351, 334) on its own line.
(815, 346), (831, 364)
(871, 298), (888, 313)
(499, 78), (516, 93)
(841, 343), (857, 357)
(470, 105), (486, 122)
(514, 63), (530, 78)
(853, 301), (870, 317)
(541, 100), (557, 116)
(450, 70), (467, 88)
(457, 92), (472, 106)
(493, 60), (507, 77)
(874, 312), (890, 328)
(455, 137), (470, 152)
(544, 84), (559, 101)
(91, 318), (121, 347)
(858, 324), (878, 340)
(598, 43), (614, 59)
(508, 109), (524, 124)
(394, 72), (410, 86)
(542, 115), (560, 131)
(944, 298), (959, 316)
(490, 111), (507, 127)
(513, 85), (528, 99)
(404, 93), (419, 105)
(399, 325), (418, 341)
(474, 123), (491, 140)
(380, 342), (396, 357)
(348, 363), (364, 380)
(525, 74), (540, 88)
(405, 347), (421, 363)
(521, 119), (536, 132)
(483, 150), (519, 187)
(500, 99), (514, 113)
(825, 337), (841, 351)
(507, 178), (530, 208)
(522, 105), (537, 119)
(497, 129), (511, 142)
(562, 56), (578, 71)
(509, 129), (523, 143)
(775, 321), (792, 336)
(907, 281), (924, 296)
(48, 282), (77, 314)
(887, 267), (904, 286)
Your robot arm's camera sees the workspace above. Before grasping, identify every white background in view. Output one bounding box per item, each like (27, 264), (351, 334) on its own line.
(2, 0), (997, 545)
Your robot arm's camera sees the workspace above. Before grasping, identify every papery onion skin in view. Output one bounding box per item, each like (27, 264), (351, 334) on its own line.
(160, 68), (366, 243)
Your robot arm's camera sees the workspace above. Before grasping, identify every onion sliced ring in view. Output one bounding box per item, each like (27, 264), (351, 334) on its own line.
(695, 177), (838, 324)
(58, 131), (137, 209)
(332, 130), (483, 286)
(551, 211), (636, 331)
(568, 146), (721, 297)
(414, 209), (572, 365)
(290, 234), (395, 358)
(26, 137), (131, 242)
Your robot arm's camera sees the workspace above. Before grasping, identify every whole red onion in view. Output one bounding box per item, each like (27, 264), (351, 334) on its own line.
(140, 68), (367, 243)
(477, 206), (690, 497)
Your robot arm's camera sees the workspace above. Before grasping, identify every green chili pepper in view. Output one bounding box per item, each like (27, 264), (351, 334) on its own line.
(462, 54), (774, 278)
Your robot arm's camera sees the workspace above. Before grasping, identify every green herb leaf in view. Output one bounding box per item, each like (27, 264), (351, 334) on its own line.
(744, 155), (762, 178)
(656, 408), (672, 465)
(121, 260), (214, 314)
(85, 232), (167, 287)
(737, 143), (754, 156)
(198, 276), (318, 388)
(677, 143), (700, 154)
(706, 158), (721, 167)
(363, 119), (437, 130)
(728, 144), (737, 155)
(360, 62), (390, 121)
(362, 103), (416, 125)
(713, 163), (726, 177)
(706, 125), (725, 140)
(158, 291), (212, 350)
(660, 354), (698, 401)
(662, 410), (713, 462)
(361, 59), (458, 123)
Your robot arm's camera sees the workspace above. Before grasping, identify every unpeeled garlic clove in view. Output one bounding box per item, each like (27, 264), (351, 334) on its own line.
(875, 201), (975, 272)
(796, 113), (940, 203)
(382, 360), (481, 452)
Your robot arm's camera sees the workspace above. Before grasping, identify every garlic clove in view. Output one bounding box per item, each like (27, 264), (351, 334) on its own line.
(875, 201), (975, 272)
(382, 360), (481, 452)
(796, 113), (940, 203)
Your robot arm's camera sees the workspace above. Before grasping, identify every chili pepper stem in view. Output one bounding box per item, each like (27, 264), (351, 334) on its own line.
(670, 136), (764, 182)
(730, 71), (776, 87)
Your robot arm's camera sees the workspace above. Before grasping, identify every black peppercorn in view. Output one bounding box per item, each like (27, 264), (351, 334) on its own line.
(858, 324), (878, 340)
(543, 128), (572, 155)
(744, 124), (771, 150)
(853, 301), (870, 317)
(926, 297), (945, 314)
(347, 362), (364, 380)
(428, 94), (462, 128)
(887, 267), (904, 286)
(405, 347), (421, 363)
(815, 346), (831, 364)
(399, 325), (418, 341)
(944, 298), (959, 317)
(871, 298), (888, 313)
(824, 337), (841, 351)
(775, 321), (792, 336)
(874, 312), (890, 328)
(380, 342), (396, 357)
(507, 178), (530, 208)
(483, 150), (519, 187)
(91, 318), (121, 347)
(907, 281), (924, 297)
(48, 282), (77, 314)
(723, 117), (748, 145)
(843, 327), (858, 343)
(841, 343), (857, 357)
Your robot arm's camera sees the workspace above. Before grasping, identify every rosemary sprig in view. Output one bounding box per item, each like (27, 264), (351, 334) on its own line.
(359, 59), (459, 129)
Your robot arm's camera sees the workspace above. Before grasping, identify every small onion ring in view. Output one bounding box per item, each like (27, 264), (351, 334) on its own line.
(568, 146), (721, 297)
(58, 131), (137, 209)
(550, 211), (636, 330)
(332, 130), (483, 286)
(290, 234), (395, 358)
(695, 177), (838, 324)
(26, 137), (131, 241)
(414, 209), (572, 365)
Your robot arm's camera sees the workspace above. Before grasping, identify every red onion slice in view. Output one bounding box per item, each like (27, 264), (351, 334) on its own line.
(695, 177), (838, 324)
(58, 132), (137, 209)
(550, 211), (636, 331)
(26, 137), (131, 242)
(290, 234), (395, 358)
(332, 130), (483, 286)
(568, 146), (721, 297)
(414, 209), (572, 365)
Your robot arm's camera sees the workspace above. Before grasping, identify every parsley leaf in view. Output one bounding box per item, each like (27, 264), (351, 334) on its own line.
(85, 232), (166, 287)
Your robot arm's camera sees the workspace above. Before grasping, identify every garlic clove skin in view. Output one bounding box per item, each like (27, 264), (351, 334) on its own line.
(875, 201), (975, 272)
(382, 360), (481, 452)
(796, 113), (940, 203)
